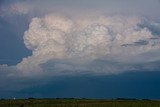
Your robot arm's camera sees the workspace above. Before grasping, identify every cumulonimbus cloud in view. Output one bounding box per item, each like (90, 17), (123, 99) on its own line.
(1, 0), (160, 98)
(13, 14), (160, 76)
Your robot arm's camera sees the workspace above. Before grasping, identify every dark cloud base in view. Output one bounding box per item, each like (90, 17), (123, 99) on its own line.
(1, 71), (160, 99)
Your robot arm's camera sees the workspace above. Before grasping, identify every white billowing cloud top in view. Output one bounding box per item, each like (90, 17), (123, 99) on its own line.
(14, 14), (160, 76)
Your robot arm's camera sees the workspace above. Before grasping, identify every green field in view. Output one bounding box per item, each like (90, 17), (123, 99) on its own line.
(0, 98), (160, 107)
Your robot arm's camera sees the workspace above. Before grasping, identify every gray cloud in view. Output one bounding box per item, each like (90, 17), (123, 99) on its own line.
(1, 0), (160, 20)
(0, 1), (160, 97)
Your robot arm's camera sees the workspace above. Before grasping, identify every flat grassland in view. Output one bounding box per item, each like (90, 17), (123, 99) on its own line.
(0, 98), (160, 107)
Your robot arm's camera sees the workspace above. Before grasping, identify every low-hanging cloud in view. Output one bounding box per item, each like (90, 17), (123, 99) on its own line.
(13, 14), (160, 76)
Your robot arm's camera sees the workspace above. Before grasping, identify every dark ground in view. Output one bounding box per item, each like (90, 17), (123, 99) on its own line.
(0, 98), (160, 107)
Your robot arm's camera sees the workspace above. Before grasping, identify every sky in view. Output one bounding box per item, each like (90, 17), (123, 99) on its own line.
(0, 0), (160, 99)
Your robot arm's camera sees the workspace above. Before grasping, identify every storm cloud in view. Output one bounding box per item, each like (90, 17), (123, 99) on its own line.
(0, 0), (160, 98)
(0, 14), (160, 76)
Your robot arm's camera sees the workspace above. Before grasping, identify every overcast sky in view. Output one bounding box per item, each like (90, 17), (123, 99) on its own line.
(0, 0), (160, 99)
